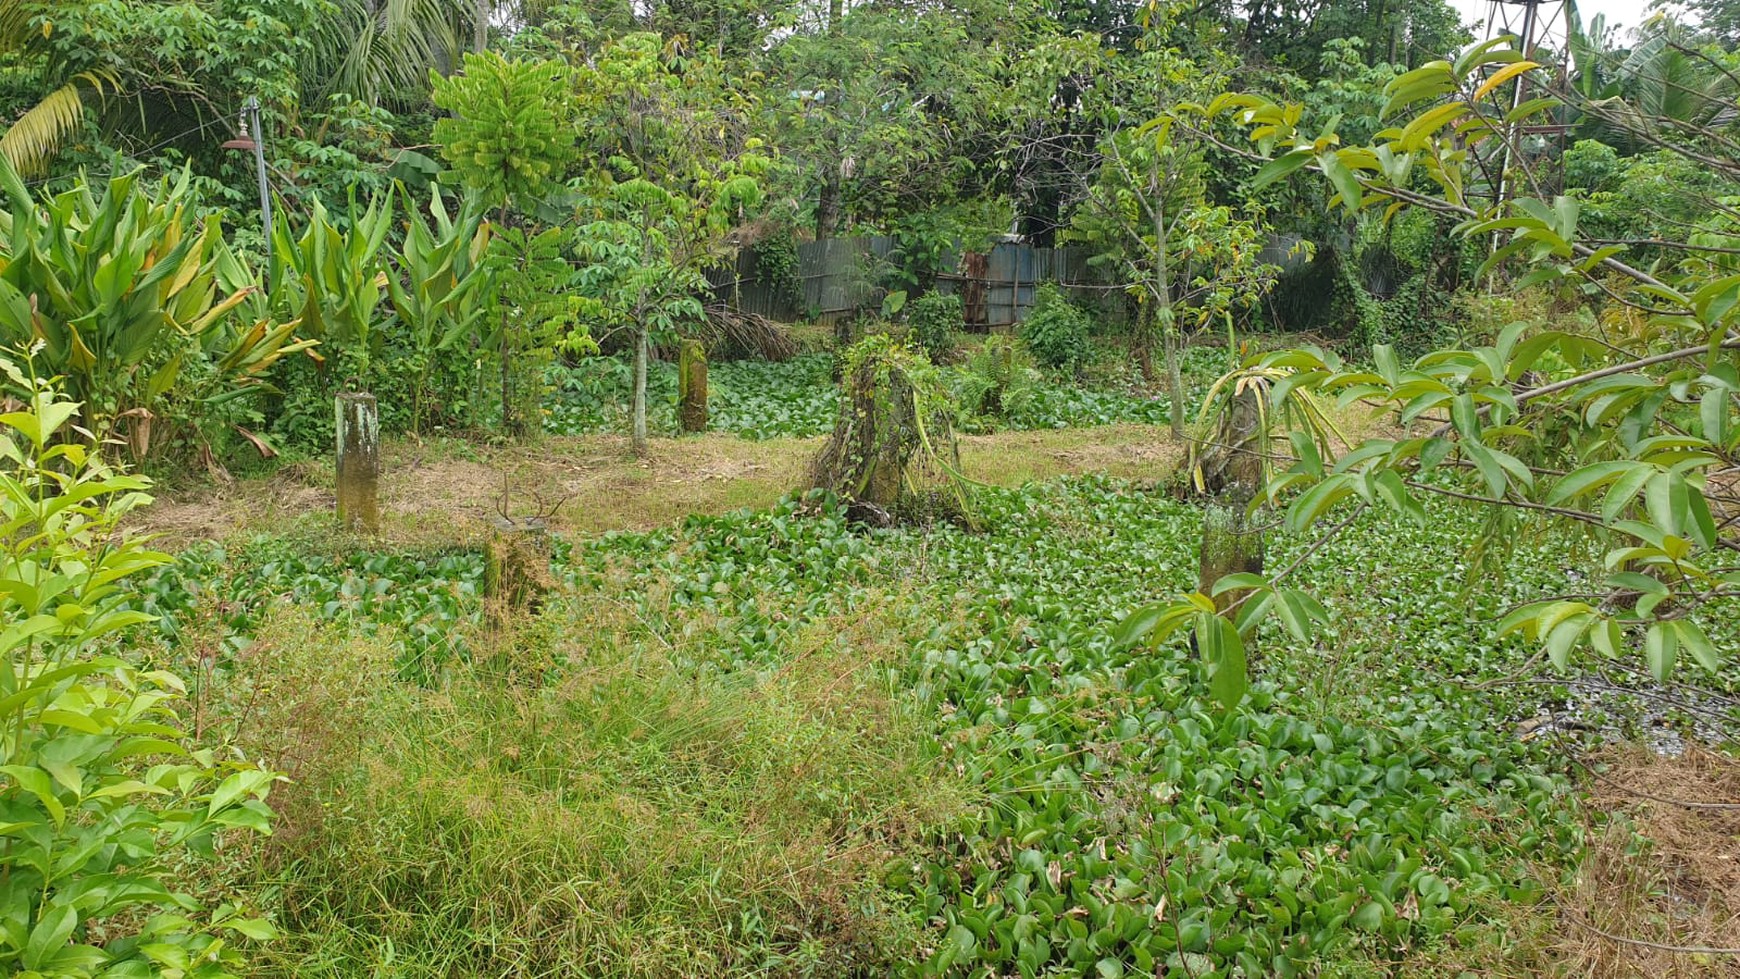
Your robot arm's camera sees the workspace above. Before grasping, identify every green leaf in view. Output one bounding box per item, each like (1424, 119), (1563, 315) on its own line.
(1463, 442), (1507, 499)
(1545, 615), (1588, 669)
(1210, 572), (1268, 598)
(3, 765), (65, 826)
(224, 917), (278, 941)
(1603, 464), (1656, 523)
(1197, 614), (1248, 710)
(1274, 588), (1327, 642)
(1318, 152), (1362, 211)
(1350, 900), (1385, 930)
(24, 904), (76, 971)
(1674, 620), (1720, 672)
(1590, 618), (1622, 658)
(1547, 461), (1637, 506)
(1701, 388), (1729, 447)
(1252, 150), (1313, 189)
(1415, 874), (1451, 906)
(1373, 344), (1400, 385)
(1645, 621), (1678, 682)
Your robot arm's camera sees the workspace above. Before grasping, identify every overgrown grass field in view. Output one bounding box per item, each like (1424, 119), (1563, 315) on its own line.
(138, 468), (1722, 977)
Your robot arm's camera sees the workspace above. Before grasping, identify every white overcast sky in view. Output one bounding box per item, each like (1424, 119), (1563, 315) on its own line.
(1449, 0), (1661, 38)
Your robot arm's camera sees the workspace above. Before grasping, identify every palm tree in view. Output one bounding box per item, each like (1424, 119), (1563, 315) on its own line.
(0, 1), (115, 175)
(1570, 16), (1739, 159)
(310, 0), (490, 106)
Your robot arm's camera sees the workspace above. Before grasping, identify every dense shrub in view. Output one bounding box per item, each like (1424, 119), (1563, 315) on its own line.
(908, 291), (965, 362)
(1018, 284), (1094, 370)
(0, 374), (278, 976)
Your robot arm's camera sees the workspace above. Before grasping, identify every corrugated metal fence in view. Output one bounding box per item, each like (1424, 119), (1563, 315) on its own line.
(706, 236), (1121, 326)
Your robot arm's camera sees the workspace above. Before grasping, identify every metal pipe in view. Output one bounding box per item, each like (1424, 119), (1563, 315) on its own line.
(245, 96), (274, 291)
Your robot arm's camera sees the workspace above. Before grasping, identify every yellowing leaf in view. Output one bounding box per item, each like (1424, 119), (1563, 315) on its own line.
(1473, 60), (1540, 102)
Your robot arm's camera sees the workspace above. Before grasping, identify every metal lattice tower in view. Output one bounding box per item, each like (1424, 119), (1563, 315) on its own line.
(1483, 0), (1575, 202)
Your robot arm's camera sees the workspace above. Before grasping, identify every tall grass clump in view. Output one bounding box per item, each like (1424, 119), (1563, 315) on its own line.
(211, 591), (966, 978)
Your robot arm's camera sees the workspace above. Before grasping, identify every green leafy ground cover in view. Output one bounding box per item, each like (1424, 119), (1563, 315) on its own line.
(542, 350), (1223, 439)
(137, 474), (1740, 975)
(137, 539), (486, 681)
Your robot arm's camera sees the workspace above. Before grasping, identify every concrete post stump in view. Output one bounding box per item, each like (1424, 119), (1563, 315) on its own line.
(336, 392), (380, 533)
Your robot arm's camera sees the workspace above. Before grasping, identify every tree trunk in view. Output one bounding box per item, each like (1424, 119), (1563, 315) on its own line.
(816, 164), (842, 240)
(485, 516), (551, 629)
(1135, 301), (1156, 384)
(1162, 325), (1185, 439)
(473, 0), (488, 51)
(1150, 182), (1185, 440)
(499, 306), (513, 436)
(496, 205), (516, 437)
(632, 325), (649, 456)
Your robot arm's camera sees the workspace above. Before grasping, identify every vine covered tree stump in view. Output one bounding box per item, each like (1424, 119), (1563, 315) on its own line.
(336, 392), (379, 533)
(484, 516), (552, 627)
(808, 336), (970, 526)
(679, 339), (708, 433)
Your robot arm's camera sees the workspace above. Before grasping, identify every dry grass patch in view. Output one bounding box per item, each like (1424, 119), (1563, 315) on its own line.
(1393, 746), (1740, 978)
(137, 425), (1194, 547)
(1550, 747), (1740, 978)
(213, 586), (971, 977)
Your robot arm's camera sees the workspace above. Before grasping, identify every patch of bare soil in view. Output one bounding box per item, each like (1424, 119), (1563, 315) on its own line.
(136, 424), (1190, 548)
(383, 434), (816, 536)
(959, 424), (1182, 484)
(138, 464), (332, 548)
(1554, 746), (1740, 977)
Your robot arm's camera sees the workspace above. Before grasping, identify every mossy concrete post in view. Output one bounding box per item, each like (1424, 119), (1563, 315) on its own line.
(1197, 380), (1265, 614)
(336, 391), (380, 533)
(678, 339), (708, 433)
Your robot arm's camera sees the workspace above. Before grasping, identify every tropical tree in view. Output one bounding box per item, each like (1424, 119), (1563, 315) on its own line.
(1574, 16), (1739, 154)
(1069, 121), (1280, 434)
(313, 0), (486, 107)
(570, 32), (768, 454)
(430, 51), (574, 435)
(0, 1), (116, 174)
(767, 0), (1012, 239)
(1123, 38), (1740, 707)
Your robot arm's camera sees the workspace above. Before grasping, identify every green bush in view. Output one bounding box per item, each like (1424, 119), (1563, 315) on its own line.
(0, 162), (309, 461)
(1018, 284), (1093, 371)
(0, 365), (278, 977)
(907, 292), (965, 362)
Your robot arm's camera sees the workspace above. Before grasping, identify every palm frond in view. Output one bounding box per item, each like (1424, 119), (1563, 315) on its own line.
(0, 71), (114, 177)
(0, 0), (32, 52)
(311, 0), (473, 105)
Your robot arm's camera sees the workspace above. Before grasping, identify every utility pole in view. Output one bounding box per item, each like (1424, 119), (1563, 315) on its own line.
(1482, 0), (1572, 205)
(243, 96), (274, 289)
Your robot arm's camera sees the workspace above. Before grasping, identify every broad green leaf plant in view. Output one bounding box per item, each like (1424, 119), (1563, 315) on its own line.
(1123, 38), (1740, 706)
(383, 186), (493, 435)
(0, 357), (278, 977)
(265, 192), (394, 382)
(0, 160), (311, 456)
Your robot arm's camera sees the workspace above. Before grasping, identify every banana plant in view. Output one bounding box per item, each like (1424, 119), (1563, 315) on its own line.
(383, 185), (491, 434)
(0, 158), (313, 452)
